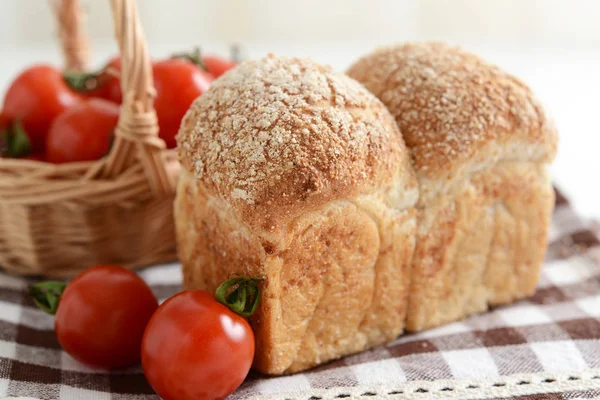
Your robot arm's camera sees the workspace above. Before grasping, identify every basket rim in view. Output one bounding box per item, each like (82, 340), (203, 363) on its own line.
(0, 149), (179, 205)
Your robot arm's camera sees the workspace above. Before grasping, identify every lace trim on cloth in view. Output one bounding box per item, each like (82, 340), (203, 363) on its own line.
(250, 368), (600, 399)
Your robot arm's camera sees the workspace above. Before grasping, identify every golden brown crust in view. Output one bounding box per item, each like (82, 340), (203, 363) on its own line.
(347, 42), (558, 179)
(406, 161), (554, 331)
(177, 55), (415, 238)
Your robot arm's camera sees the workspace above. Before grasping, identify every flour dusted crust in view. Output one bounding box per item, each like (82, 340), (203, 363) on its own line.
(348, 42), (557, 331)
(347, 42), (557, 182)
(178, 55), (416, 242)
(176, 55), (418, 373)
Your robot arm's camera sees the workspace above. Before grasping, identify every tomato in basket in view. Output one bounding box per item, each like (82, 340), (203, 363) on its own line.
(2, 65), (81, 152)
(69, 54), (213, 150)
(46, 98), (119, 163)
(66, 56), (123, 104)
(202, 54), (237, 78)
(90, 56), (122, 104)
(30, 265), (158, 369)
(152, 58), (213, 149)
(142, 276), (260, 400)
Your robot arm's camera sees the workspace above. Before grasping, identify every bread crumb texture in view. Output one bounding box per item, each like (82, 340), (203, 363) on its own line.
(178, 54), (412, 231)
(347, 42), (557, 177)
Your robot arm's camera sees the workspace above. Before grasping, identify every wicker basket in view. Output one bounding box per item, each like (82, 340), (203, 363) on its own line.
(0, 0), (179, 277)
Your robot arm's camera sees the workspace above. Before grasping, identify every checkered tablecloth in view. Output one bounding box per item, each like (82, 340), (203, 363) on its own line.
(1, 187), (599, 400)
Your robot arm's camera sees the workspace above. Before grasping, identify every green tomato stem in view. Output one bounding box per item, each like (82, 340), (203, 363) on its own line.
(29, 281), (67, 315)
(0, 120), (31, 158)
(63, 70), (99, 92)
(215, 275), (262, 318)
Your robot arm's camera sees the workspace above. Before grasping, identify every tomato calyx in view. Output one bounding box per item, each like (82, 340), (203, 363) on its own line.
(215, 275), (263, 317)
(29, 281), (67, 315)
(63, 66), (119, 94)
(63, 70), (97, 92)
(0, 120), (32, 157)
(170, 47), (208, 71)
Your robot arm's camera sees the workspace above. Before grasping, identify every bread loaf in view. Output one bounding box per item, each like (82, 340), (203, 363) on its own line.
(347, 42), (558, 331)
(175, 55), (418, 374)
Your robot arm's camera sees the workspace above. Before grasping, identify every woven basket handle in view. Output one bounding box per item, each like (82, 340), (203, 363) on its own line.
(52, 0), (89, 71)
(53, 0), (172, 195)
(103, 0), (172, 195)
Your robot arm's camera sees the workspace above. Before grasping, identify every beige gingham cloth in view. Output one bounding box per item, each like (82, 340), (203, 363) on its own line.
(1, 187), (599, 400)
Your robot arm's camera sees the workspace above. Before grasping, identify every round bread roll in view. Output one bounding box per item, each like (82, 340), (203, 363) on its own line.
(348, 42), (558, 331)
(176, 55), (418, 374)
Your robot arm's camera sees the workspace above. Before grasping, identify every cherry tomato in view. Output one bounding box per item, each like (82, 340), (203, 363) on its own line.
(153, 59), (213, 148)
(2, 65), (81, 151)
(142, 290), (254, 400)
(31, 265), (158, 369)
(202, 55), (236, 78)
(85, 57), (122, 104)
(46, 98), (119, 163)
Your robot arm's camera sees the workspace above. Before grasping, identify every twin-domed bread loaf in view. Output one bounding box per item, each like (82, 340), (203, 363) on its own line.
(176, 45), (558, 373)
(348, 42), (558, 331)
(175, 55), (418, 374)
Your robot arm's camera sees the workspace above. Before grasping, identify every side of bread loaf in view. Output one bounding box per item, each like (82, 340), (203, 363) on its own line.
(348, 42), (557, 331)
(406, 161), (553, 330)
(176, 55), (418, 373)
(176, 169), (417, 373)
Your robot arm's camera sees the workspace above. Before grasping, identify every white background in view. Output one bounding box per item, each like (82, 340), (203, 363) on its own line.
(0, 0), (599, 219)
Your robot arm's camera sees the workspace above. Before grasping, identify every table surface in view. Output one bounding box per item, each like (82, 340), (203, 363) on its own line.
(2, 42), (598, 219)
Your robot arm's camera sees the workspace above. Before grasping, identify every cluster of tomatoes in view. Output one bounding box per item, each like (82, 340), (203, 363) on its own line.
(1, 51), (235, 163)
(31, 265), (259, 400)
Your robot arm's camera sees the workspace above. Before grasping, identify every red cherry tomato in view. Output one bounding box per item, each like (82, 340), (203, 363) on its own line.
(153, 59), (213, 148)
(85, 57), (122, 104)
(2, 65), (81, 151)
(46, 98), (119, 163)
(33, 265), (159, 369)
(202, 55), (236, 78)
(142, 290), (254, 400)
